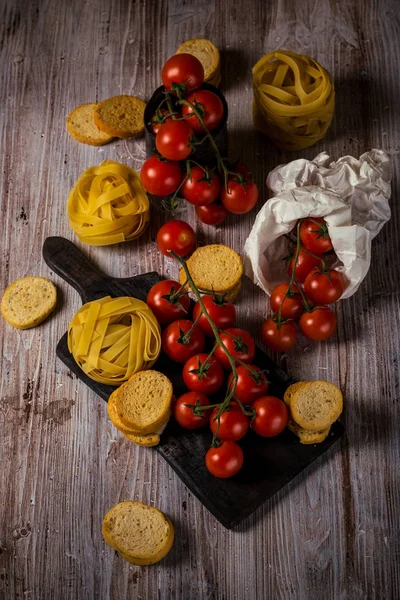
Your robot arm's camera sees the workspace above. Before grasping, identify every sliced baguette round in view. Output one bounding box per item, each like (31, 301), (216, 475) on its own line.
(290, 380), (343, 432)
(175, 38), (220, 83)
(94, 95), (146, 138)
(122, 431), (161, 447)
(102, 501), (174, 565)
(1, 276), (57, 329)
(287, 418), (331, 445)
(283, 382), (310, 407)
(66, 102), (114, 146)
(107, 392), (144, 435)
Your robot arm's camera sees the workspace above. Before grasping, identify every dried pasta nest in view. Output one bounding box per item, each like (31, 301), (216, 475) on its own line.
(252, 50), (335, 150)
(67, 296), (161, 385)
(67, 160), (150, 246)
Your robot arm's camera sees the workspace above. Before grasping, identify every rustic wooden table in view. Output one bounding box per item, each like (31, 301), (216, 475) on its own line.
(1, 0), (399, 598)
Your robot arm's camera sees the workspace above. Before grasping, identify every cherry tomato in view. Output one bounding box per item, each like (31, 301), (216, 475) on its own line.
(140, 155), (182, 196)
(156, 220), (196, 258)
(162, 54), (204, 93)
(300, 217), (333, 254)
(270, 283), (304, 319)
(181, 166), (220, 206)
(210, 403), (249, 441)
(304, 268), (345, 305)
(162, 319), (205, 363)
(181, 90), (224, 133)
(149, 109), (174, 135)
(205, 440), (244, 478)
(227, 364), (269, 405)
(195, 202), (228, 225)
(299, 307), (337, 341)
(156, 120), (193, 161)
(182, 353), (224, 395)
(192, 294), (236, 337)
(251, 396), (289, 437)
(260, 318), (297, 352)
(288, 248), (324, 284)
(146, 279), (190, 325)
(173, 392), (210, 430)
(214, 328), (256, 370)
(220, 176), (259, 215)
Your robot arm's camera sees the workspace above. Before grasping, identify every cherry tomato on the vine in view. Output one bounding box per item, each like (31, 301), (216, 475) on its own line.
(251, 396), (289, 437)
(182, 353), (224, 395)
(181, 166), (220, 206)
(162, 319), (205, 363)
(300, 217), (333, 254)
(173, 391), (210, 430)
(195, 202), (228, 225)
(150, 109), (174, 135)
(227, 364), (269, 405)
(261, 318), (297, 352)
(140, 155), (182, 197)
(181, 90), (225, 133)
(146, 279), (190, 325)
(205, 441), (244, 478)
(288, 248), (324, 284)
(220, 176), (259, 215)
(156, 220), (196, 257)
(192, 294), (236, 337)
(162, 54), (204, 93)
(214, 327), (256, 370)
(304, 268), (345, 305)
(156, 120), (194, 161)
(270, 283), (304, 320)
(210, 402), (250, 441)
(299, 307), (337, 341)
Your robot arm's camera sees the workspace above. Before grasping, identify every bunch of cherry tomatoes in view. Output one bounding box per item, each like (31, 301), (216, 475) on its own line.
(261, 217), (346, 352)
(140, 53), (259, 224)
(147, 277), (289, 479)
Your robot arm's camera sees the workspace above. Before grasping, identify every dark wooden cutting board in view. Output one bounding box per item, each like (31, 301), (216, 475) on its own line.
(43, 236), (344, 529)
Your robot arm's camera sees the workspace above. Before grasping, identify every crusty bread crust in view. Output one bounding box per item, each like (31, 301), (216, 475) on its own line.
(67, 102), (114, 146)
(287, 419), (331, 444)
(94, 95), (145, 138)
(290, 380), (343, 431)
(1, 276), (57, 329)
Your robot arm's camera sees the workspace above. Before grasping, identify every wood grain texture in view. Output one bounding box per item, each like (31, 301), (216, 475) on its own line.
(0, 0), (399, 598)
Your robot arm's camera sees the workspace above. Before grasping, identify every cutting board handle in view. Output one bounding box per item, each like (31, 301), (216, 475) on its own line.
(43, 236), (107, 301)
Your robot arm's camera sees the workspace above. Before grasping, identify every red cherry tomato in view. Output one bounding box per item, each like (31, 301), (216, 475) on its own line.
(205, 440), (244, 478)
(304, 268), (345, 304)
(251, 396), (289, 437)
(162, 54), (204, 93)
(156, 220), (196, 257)
(162, 319), (205, 363)
(182, 353), (224, 395)
(270, 283), (304, 319)
(220, 176), (259, 215)
(181, 90), (224, 133)
(149, 109), (174, 135)
(146, 279), (190, 325)
(299, 307), (337, 341)
(140, 155), (182, 197)
(173, 392), (210, 430)
(214, 328), (256, 370)
(192, 294), (236, 337)
(227, 364), (269, 405)
(181, 166), (220, 206)
(261, 318), (297, 352)
(210, 403), (249, 441)
(156, 120), (194, 161)
(195, 202), (228, 225)
(300, 217), (333, 254)
(288, 249), (324, 283)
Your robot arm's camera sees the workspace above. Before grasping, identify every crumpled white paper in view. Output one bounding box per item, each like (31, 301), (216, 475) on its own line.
(244, 149), (391, 299)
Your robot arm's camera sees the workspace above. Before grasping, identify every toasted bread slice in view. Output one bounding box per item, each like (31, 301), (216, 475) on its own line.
(283, 382), (310, 407)
(108, 392), (143, 435)
(176, 39), (220, 83)
(102, 501), (174, 565)
(290, 380), (343, 432)
(1, 276), (57, 329)
(66, 103), (114, 146)
(287, 418), (331, 444)
(94, 95), (145, 138)
(122, 431), (160, 447)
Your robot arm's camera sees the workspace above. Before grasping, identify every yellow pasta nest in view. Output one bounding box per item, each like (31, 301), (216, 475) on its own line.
(252, 50), (335, 150)
(68, 296), (161, 385)
(68, 161), (150, 246)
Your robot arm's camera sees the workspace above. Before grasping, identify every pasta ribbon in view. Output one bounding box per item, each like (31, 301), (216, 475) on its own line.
(68, 161), (150, 246)
(252, 50), (335, 150)
(68, 296), (161, 385)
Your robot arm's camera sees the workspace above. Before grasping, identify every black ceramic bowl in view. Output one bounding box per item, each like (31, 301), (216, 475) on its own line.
(144, 82), (229, 168)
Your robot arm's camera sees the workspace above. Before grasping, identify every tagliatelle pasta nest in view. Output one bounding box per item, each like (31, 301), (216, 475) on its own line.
(68, 161), (150, 246)
(252, 50), (335, 150)
(68, 296), (161, 385)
